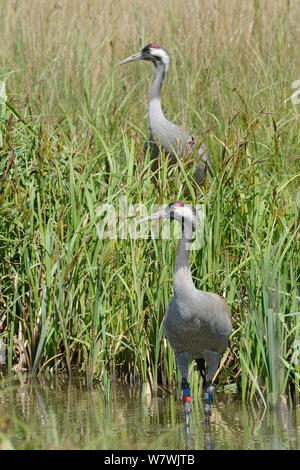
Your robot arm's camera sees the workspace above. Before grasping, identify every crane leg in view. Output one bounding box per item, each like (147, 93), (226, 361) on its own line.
(204, 380), (214, 425)
(175, 352), (191, 427)
(202, 351), (220, 425)
(182, 377), (191, 427)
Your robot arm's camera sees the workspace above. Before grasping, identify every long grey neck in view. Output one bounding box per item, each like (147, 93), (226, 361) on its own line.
(149, 62), (166, 103)
(174, 225), (196, 297)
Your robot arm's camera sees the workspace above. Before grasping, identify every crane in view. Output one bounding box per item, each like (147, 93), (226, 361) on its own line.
(120, 43), (212, 186)
(137, 201), (232, 426)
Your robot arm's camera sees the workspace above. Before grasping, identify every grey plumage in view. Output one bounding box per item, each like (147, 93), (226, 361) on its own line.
(120, 43), (211, 185)
(137, 201), (232, 426)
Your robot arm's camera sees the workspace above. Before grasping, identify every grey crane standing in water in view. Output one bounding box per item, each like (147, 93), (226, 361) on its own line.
(137, 201), (232, 426)
(120, 43), (212, 185)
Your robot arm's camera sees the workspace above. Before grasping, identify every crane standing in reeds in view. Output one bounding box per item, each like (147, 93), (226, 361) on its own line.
(137, 201), (232, 426)
(120, 43), (211, 185)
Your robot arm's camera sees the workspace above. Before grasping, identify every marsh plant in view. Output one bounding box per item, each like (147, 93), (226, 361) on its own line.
(0, 0), (299, 406)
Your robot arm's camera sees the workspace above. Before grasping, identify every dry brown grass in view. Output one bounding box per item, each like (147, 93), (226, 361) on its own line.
(1, 0), (299, 124)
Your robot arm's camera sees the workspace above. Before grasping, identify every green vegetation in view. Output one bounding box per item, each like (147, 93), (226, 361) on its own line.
(0, 0), (299, 405)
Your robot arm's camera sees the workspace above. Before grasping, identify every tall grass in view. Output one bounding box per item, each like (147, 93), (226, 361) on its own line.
(0, 0), (299, 404)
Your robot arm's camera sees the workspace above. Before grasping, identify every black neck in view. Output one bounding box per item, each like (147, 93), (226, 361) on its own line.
(149, 61), (166, 102)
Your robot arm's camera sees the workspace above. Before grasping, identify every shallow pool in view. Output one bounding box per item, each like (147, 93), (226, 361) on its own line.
(0, 374), (299, 450)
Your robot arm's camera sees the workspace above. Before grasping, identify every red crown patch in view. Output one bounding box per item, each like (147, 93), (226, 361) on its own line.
(174, 201), (184, 207)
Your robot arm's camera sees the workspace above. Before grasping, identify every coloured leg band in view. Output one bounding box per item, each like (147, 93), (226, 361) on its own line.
(182, 388), (191, 402)
(183, 395), (191, 402)
(205, 386), (214, 403)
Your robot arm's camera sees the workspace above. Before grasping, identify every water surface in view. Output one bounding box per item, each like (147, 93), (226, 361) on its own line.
(0, 374), (299, 450)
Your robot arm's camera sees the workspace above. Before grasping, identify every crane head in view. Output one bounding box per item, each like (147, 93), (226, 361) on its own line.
(136, 201), (199, 234)
(120, 43), (170, 72)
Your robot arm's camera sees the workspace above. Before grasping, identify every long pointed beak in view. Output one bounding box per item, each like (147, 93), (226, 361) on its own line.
(135, 209), (168, 225)
(119, 51), (143, 65)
